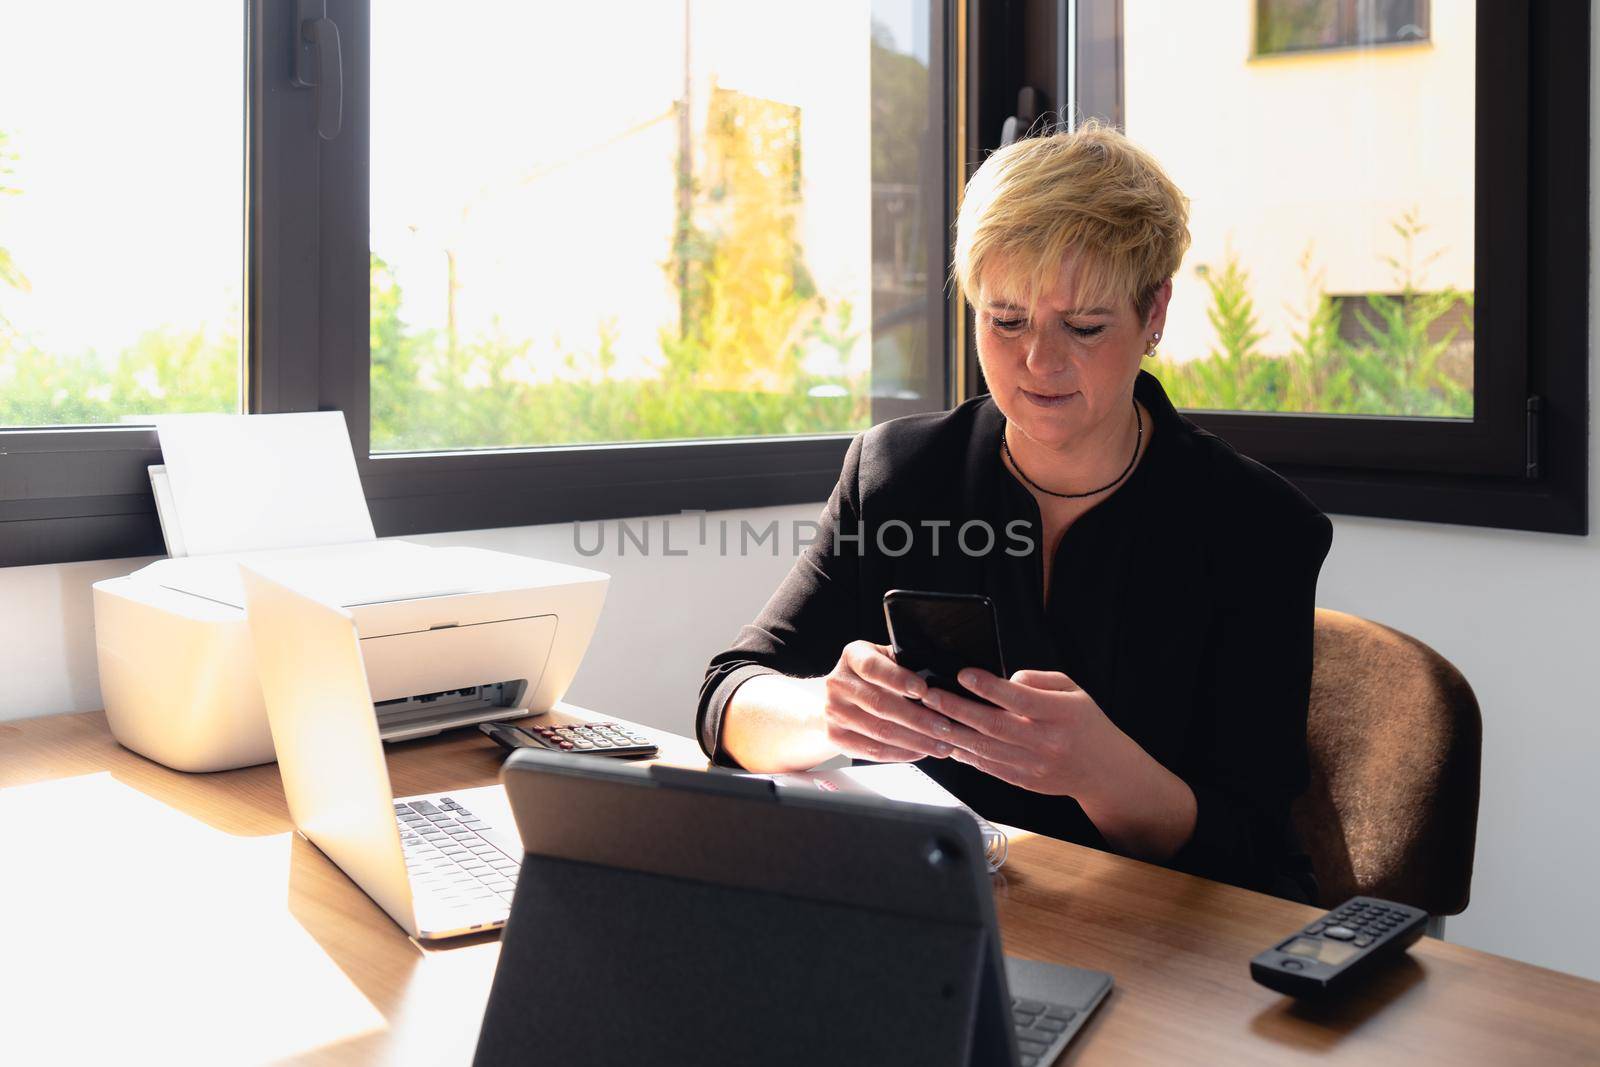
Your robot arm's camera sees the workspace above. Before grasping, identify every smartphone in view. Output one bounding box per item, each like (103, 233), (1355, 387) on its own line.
(881, 589), (1006, 706)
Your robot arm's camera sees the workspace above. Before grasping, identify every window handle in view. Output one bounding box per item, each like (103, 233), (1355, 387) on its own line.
(292, 0), (343, 141)
(1000, 86), (1043, 147)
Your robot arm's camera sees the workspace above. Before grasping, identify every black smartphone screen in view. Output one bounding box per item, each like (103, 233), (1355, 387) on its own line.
(882, 590), (1005, 703)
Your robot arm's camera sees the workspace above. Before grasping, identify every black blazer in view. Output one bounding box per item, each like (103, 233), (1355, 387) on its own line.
(698, 371), (1333, 900)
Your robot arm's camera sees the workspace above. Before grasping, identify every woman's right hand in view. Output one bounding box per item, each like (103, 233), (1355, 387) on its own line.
(823, 640), (956, 763)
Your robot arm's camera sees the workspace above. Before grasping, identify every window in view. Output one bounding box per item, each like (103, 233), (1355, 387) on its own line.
(349, 0), (952, 537)
(1131, 3), (1472, 421)
(976, 0), (1587, 533)
(0, 3), (244, 428)
(5, 2), (1583, 566)
(1255, 0), (1431, 57)
(368, 2), (945, 454)
(0, 0), (956, 566)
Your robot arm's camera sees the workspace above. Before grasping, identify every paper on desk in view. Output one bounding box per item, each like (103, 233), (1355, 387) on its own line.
(751, 763), (1009, 870)
(154, 411), (375, 557)
(768, 762), (966, 806)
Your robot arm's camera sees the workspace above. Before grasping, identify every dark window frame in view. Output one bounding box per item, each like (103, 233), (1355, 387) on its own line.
(0, 0), (959, 567)
(970, 0), (1588, 536)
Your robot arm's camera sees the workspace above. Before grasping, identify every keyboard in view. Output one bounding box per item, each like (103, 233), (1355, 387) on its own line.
(1012, 994), (1084, 1066)
(394, 796), (521, 910)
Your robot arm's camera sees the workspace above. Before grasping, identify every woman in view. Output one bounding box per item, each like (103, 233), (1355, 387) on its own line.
(697, 123), (1332, 901)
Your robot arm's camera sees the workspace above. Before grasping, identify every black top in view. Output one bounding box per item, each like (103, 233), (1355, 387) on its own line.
(697, 371), (1333, 900)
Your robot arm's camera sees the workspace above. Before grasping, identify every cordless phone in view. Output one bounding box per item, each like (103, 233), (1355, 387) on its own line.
(1250, 896), (1427, 996)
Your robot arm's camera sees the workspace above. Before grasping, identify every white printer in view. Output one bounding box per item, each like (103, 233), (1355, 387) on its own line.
(91, 412), (609, 773)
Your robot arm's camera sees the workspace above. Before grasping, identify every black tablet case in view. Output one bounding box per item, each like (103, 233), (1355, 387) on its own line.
(473, 755), (1018, 1067)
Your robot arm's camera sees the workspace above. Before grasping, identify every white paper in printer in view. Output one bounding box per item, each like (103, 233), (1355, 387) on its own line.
(751, 762), (1009, 871)
(148, 541), (474, 610)
(154, 411), (376, 557)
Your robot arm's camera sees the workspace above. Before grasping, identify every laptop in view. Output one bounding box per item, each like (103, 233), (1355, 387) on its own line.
(239, 565), (522, 941)
(474, 748), (1112, 1067)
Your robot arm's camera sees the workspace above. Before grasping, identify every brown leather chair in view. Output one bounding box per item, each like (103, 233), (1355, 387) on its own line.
(1293, 609), (1482, 930)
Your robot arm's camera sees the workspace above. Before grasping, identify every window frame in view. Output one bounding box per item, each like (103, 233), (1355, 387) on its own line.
(971, 0), (1588, 535)
(0, 0), (962, 567)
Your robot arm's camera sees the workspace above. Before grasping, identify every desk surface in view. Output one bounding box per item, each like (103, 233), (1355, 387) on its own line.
(2, 709), (1597, 1066)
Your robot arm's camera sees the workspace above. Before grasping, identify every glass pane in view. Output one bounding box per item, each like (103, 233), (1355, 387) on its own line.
(0, 4), (244, 428)
(1123, 0), (1471, 418)
(1256, 0), (1342, 55)
(370, 0), (944, 453)
(1257, 0), (1431, 56)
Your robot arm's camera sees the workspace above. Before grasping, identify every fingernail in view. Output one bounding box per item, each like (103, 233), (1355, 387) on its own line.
(958, 670), (976, 687)
(935, 743), (952, 757)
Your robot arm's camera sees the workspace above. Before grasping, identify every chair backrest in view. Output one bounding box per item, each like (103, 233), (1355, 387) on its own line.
(1292, 609), (1482, 915)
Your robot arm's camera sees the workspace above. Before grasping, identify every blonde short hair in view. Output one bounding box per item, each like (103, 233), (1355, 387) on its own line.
(953, 121), (1191, 320)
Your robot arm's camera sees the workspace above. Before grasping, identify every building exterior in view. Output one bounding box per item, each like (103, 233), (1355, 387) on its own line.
(1122, 0), (1474, 366)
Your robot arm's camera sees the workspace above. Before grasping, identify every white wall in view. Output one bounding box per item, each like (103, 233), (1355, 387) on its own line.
(1, 12), (1597, 984)
(0, 555), (159, 720)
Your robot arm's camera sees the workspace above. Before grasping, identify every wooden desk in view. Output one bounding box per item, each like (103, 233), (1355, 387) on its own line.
(2, 710), (1597, 1066)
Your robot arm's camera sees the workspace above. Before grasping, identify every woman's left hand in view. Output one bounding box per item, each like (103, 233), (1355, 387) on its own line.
(920, 668), (1113, 796)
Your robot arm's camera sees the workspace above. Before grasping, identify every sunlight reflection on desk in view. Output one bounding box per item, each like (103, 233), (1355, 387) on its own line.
(0, 773), (386, 1066)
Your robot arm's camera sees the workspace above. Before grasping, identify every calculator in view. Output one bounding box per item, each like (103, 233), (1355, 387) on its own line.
(480, 720), (660, 759)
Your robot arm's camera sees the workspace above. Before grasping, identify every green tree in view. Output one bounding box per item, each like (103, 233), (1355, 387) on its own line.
(1188, 250), (1271, 410)
(0, 324), (235, 427)
(670, 85), (816, 392)
(112, 325), (238, 418)
(1150, 213), (1472, 419)
(1281, 244), (1355, 412)
(369, 251), (430, 448)
(0, 130), (31, 341)
(1343, 209), (1470, 416)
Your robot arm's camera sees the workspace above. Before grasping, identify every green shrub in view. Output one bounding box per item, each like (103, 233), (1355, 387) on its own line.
(1152, 212), (1471, 418)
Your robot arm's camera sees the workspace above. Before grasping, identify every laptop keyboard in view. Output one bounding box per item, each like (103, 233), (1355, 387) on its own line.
(1011, 996), (1080, 1066)
(394, 797), (520, 909)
